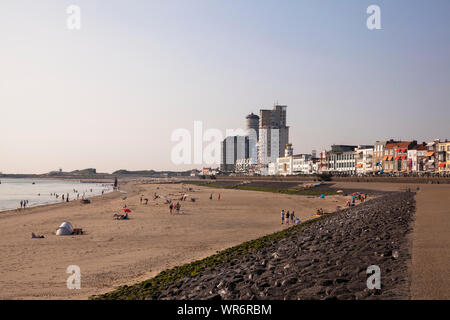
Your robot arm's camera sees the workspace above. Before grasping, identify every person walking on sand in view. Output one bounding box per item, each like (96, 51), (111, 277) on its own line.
(209, 193), (213, 200)
(291, 211), (295, 224)
(286, 211), (290, 225)
(176, 202), (181, 213)
(218, 193), (221, 200)
(281, 210), (285, 224)
(20, 200), (23, 209)
(169, 203), (173, 214)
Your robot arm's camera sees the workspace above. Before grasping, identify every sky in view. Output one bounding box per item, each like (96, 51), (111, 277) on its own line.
(1, 0), (449, 173)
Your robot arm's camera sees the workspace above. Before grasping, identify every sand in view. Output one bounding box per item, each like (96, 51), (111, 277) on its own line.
(0, 181), (351, 300)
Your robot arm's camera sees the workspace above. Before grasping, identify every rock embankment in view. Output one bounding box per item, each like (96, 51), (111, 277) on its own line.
(152, 192), (415, 300)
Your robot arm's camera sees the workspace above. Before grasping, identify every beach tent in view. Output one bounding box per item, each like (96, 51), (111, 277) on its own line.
(56, 222), (73, 236)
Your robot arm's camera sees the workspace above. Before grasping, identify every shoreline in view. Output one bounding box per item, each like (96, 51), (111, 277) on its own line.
(0, 179), (117, 214)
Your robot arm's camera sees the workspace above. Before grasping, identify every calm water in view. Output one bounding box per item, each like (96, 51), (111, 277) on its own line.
(0, 179), (113, 212)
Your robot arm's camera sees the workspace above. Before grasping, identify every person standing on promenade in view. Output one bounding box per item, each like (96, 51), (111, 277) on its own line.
(281, 210), (285, 224)
(286, 211), (290, 225)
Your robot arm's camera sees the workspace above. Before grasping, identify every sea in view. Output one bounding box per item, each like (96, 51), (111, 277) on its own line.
(0, 179), (113, 212)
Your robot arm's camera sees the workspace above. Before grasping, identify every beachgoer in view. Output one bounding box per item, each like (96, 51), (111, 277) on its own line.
(140, 196), (143, 204)
(291, 211), (295, 224)
(281, 210), (285, 224)
(218, 194), (221, 200)
(176, 202), (181, 213)
(169, 203), (173, 214)
(20, 200), (23, 209)
(31, 232), (44, 239)
(209, 193), (213, 200)
(286, 211), (290, 225)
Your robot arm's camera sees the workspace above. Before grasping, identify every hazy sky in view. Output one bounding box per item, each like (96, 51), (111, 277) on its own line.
(1, 0), (449, 173)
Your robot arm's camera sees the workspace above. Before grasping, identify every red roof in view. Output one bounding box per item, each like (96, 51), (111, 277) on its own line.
(386, 141), (414, 149)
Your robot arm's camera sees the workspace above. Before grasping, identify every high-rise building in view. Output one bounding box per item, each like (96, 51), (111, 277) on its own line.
(220, 135), (250, 172)
(258, 105), (289, 170)
(245, 113), (259, 140)
(245, 113), (259, 165)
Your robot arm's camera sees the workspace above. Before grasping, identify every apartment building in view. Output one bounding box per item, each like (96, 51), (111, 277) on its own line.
(437, 140), (450, 174)
(383, 141), (417, 174)
(326, 145), (357, 175)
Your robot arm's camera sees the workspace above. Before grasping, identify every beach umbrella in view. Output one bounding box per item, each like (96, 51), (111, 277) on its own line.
(122, 208), (131, 213)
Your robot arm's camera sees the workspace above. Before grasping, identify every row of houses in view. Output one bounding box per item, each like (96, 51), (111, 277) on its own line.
(263, 139), (450, 176)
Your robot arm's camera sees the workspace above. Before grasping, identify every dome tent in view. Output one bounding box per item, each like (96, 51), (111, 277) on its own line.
(56, 222), (73, 236)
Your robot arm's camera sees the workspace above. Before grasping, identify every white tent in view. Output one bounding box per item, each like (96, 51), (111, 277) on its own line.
(56, 221), (73, 236)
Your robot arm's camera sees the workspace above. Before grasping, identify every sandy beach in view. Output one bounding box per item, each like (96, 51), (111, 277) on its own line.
(0, 181), (351, 300)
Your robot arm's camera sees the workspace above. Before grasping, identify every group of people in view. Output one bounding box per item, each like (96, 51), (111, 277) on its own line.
(19, 200), (29, 209)
(346, 193), (368, 207)
(169, 202), (181, 214)
(281, 209), (300, 225)
(113, 212), (129, 220)
(139, 195), (149, 205)
(209, 193), (220, 200)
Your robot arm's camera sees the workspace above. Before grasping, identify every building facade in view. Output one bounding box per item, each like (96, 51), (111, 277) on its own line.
(437, 140), (450, 175)
(220, 135), (250, 172)
(354, 145), (374, 175)
(383, 141), (417, 174)
(258, 105), (289, 173)
(326, 145), (357, 175)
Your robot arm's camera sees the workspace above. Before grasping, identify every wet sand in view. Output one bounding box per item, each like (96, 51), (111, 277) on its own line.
(0, 181), (351, 300)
